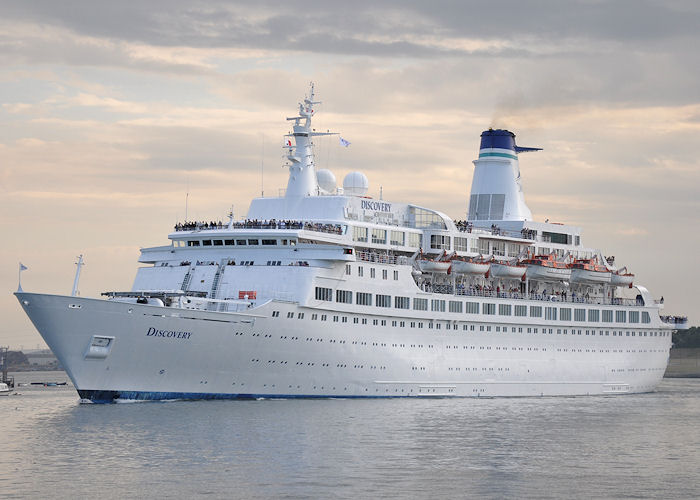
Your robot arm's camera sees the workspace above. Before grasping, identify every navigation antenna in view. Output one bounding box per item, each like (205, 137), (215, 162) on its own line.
(72, 254), (85, 297)
(261, 134), (265, 197)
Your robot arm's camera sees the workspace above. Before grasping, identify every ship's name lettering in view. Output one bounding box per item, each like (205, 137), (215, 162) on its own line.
(146, 327), (192, 340)
(361, 200), (392, 212)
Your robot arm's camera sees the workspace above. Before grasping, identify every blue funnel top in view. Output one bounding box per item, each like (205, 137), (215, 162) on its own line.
(480, 129), (541, 153)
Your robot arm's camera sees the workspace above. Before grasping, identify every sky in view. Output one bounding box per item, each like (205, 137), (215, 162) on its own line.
(1, 0), (698, 348)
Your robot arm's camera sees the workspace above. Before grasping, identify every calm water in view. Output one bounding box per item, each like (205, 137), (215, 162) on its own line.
(1, 372), (699, 499)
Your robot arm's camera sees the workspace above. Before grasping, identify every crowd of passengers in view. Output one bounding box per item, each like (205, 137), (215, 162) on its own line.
(453, 220), (536, 240)
(661, 315), (688, 324)
(174, 219), (342, 234)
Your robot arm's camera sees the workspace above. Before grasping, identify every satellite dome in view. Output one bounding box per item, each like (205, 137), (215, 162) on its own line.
(343, 171), (369, 197)
(316, 169), (336, 194)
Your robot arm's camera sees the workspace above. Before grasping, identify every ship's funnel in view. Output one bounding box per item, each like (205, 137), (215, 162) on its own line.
(467, 129), (539, 222)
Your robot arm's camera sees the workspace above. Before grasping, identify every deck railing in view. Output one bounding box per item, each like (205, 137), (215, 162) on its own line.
(174, 220), (344, 235)
(420, 284), (641, 307)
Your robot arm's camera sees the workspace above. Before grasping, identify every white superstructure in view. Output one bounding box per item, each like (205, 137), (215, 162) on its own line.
(17, 85), (679, 403)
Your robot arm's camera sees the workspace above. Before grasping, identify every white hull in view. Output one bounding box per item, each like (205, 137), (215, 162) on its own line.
(17, 292), (671, 402)
(490, 263), (526, 279)
(570, 268), (612, 285)
(451, 260), (489, 275)
(525, 265), (572, 282)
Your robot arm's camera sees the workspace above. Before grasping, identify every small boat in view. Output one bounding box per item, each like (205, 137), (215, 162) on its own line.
(610, 268), (634, 287)
(0, 382), (10, 396)
(569, 258), (611, 285)
(417, 259), (451, 274)
(490, 261), (527, 279)
(523, 254), (571, 281)
(451, 258), (490, 276)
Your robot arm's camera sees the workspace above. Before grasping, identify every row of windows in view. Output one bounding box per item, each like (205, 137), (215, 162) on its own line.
(352, 226), (421, 247)
(272, 311), (670, 339)
(182, 238), (295, 248)
(346, 265), (399, 281)
(314, 287), (652, 324)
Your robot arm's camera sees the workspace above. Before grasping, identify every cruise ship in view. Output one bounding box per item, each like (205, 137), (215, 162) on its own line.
(16, 85), (681, 402)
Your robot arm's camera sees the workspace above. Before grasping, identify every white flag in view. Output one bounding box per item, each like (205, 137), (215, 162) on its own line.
(339, 137), (350, 147)
(19, 262), (28, 271)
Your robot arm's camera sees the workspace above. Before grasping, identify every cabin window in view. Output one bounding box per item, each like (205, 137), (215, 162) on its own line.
(358, 266), (364, 277)
(413, 298), (428, 311)
(375, 294), (391, 308)
(371, 228), (387, 245)
(248, 239), (259, 245)
(478, 239), (489, 254)
(262, 239), (277, 246)
(545, 307), (557, 321)
(588, 309), (600, 322)
(449, 301), (463, 313)
(483, 303), (496, 315)
(454, 237), (468, 252)
(514, 305), (527, 317)
(314, 287), (332, 301)
(499, 304), (512, 316)
(236, 240), (246, 246)
(336, 290), (353, 304)
(602, 310), (613, 323)
(466, 302), (480, 314)
(390, 230), (405, 246)
(560, 308), (572, 321)
(187, 240), (200, 247)
(370, 268), (376, 279)
(574, 309), (586, 322)
(224, 239), (234, 245)
(345, 264), (351, 275)
(629, 311), (640, 323)
(353, 226), (368, 243)
(431, 299), (445, 312)
(430, 235), (450, 250)
(408, 233), (422, 248)
(395, 296), (410, 309)
(202, 240), (212, 246)
(492, 241), (505, 256)
(212, 240), (223, 246)
(393, 270), (399, 280)
(616, 310), (627, 323)
(356, 292), (372, 306)
(529, 306), (542, 318)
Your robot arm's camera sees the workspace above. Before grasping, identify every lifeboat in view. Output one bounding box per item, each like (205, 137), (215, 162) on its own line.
(450, 258), (490, 276)
(490, 261), (527, 279)
(610, 269), (634, 287)
(569, 259), (611, 285)
(523, 254), (571, 281)
(417, 259), (451, 274)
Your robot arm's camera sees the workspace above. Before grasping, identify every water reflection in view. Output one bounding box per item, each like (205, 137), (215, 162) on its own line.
(1, 380), (699, 499)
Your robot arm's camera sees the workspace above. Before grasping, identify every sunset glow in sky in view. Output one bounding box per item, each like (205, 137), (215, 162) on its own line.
(1, 1), (698, 347)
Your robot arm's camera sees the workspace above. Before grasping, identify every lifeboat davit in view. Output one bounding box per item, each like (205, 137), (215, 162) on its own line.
(569, 259), (611, 285)
(523, 254), (571, 282)
(490, 261), (527, 279)
(451, 258), (490, 276)
(417, 259), (451, 274)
